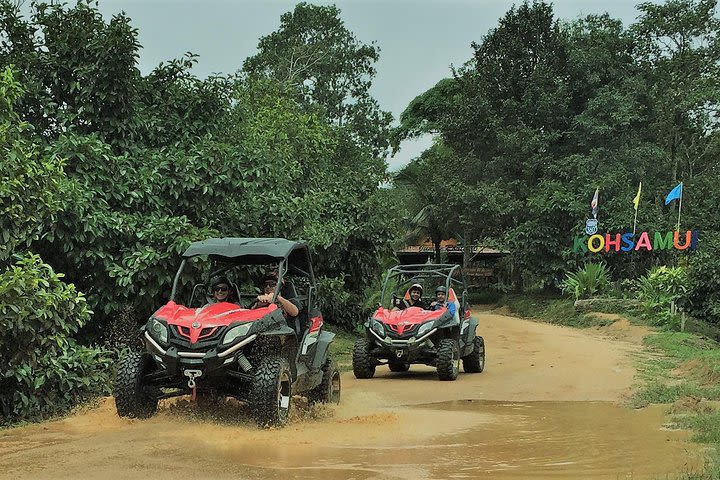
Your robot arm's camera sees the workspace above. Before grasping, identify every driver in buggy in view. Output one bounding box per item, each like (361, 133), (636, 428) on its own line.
(392, 283), (427, 311)
(251, 271), (301, 318)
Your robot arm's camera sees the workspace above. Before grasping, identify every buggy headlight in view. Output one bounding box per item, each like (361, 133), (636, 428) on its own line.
(417, 322), (435, 337)
(149, 318), (168, 343)
(371, 319), (385, 338)
(223, 323), (252, 345)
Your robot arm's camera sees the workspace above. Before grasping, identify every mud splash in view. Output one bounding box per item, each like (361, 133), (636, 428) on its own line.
(0, 396), (702, 480)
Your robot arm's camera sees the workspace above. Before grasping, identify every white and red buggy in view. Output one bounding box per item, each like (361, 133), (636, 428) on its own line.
(352, 264), (485, 381)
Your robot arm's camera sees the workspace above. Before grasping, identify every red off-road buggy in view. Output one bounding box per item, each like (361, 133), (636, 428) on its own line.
(114, 238), (340, 427)
(352, 264), (485, 381)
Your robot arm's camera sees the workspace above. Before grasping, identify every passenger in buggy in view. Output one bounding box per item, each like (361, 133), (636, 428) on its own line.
(206, 276), (235, 305)
(429, 285), (456, 317)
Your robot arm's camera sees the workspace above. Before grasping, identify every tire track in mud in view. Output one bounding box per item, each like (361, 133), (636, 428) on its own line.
(0, 311), (703, 480)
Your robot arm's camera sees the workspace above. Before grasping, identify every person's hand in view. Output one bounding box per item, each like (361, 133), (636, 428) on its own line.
(430, 301), (438, 307)
(257, 293), (273, 304)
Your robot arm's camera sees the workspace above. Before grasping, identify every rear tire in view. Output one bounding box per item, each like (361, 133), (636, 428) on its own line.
(308, 358), (341, 404)
(462, 336), (485, 373)
(388, 361), (410, 372)
(436, 338), (459, 381)
(114, 351), (159, 419)
(251, 356), (292, 428)
(352, 338), (376, 379)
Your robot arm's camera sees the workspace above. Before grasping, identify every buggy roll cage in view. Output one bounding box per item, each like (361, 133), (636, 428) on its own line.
(169, 238), (316, 306)
(379, 264), (467, 308)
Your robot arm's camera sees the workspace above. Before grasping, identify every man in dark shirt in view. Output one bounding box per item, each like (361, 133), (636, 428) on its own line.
(251, 272), (301, 317)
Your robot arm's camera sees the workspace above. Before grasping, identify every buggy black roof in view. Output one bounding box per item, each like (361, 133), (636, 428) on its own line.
(182, 237), (308, 260)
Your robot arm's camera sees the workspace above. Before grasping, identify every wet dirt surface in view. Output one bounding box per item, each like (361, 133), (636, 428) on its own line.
(0, 311), (704, 479)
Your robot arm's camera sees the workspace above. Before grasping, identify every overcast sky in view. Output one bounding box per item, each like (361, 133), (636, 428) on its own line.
(92, 0), (642, 170)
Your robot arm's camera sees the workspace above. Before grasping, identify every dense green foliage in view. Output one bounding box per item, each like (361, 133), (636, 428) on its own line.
(0, 66), (65, 262)
(682, 237), (720, 324)
(0, 254), (113, 423)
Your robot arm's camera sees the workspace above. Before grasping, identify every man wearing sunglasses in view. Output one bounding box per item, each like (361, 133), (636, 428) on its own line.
(251, 272), (300, 317)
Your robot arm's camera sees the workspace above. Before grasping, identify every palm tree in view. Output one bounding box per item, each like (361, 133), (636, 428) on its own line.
(394, 144), (456, 263)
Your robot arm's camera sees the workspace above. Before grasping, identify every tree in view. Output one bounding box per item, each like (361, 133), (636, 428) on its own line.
(631, 0), (720, 183)
(393, 141), (460, 263)
(243, 2), (392, 158)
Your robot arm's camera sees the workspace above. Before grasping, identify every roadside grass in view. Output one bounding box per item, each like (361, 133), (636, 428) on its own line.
(494, 294), (720, 479)
(495, 293), (635, 328)
(325, 325), (356, 372)
(632, 332), (720, 408)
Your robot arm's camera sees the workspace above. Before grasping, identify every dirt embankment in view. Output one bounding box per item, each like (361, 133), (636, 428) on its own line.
(0, 311), (701, 480)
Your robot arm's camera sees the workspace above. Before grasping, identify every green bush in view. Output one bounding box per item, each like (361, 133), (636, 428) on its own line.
(636, 266), (687, 329)
(0, 253), (113, 424)
(681, 234), (720, 327)
(316, 275), (370, 330)
(561, 263), (612, 300)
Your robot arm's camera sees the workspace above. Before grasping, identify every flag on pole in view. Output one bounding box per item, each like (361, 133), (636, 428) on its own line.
(591, 187), (599, 219)
(665, 183), (682, 205)
(633, 182), (642, 211)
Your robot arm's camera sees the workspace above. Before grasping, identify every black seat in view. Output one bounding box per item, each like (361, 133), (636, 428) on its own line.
(281, 280), (306, 333)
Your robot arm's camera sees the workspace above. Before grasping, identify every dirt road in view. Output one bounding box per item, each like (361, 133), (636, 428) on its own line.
(0, 310), (703, 479)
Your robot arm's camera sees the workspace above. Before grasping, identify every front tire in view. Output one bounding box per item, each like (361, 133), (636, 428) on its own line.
(462, 336), (485, 373)
(251, 356), (293, 427)
(352, 338), (376, 379)
(436, 338), (459, 381)
(114, 351), (159, 419)
(308, 358), (341, 404)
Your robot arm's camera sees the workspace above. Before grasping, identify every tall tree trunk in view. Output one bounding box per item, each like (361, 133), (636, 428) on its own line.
(434, 240), (441, 264)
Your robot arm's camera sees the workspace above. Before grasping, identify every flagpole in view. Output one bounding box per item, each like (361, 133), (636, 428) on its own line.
(632, 182), (641, 236)
(677, 182), (682, 231)
(633, 207), (639, 235)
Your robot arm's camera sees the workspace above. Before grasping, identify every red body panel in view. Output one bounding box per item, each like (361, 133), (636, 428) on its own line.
(373, 306), (446, 335)
(153, 301), (277, 343)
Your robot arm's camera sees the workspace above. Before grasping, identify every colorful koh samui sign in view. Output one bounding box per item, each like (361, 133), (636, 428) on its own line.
(573, 230), (699, 253)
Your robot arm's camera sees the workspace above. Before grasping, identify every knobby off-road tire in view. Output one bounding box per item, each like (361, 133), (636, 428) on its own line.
(352, 338), (376, 379)
(462, 336), (486, 373)
(307, 358), (341, 404)
(114, 351), (159, 419)
(251, 356), (292, 428)
(436, 338), (459, 381)
(388, 361), (410, 372)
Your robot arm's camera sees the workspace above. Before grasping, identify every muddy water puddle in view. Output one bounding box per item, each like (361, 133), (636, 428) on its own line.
(0, 400), (704, 480)
(181, 400), (702, 480)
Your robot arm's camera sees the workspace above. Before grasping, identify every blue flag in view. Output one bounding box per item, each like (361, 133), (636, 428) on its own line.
(664, 183), (683, 205)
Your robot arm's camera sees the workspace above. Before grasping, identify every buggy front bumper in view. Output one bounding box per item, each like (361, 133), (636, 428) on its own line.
(368, 327), (438, 361)
(144, 331), (257, 377)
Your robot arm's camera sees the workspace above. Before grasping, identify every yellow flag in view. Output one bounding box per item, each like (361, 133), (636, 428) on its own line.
(633, 182), (642, 211)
